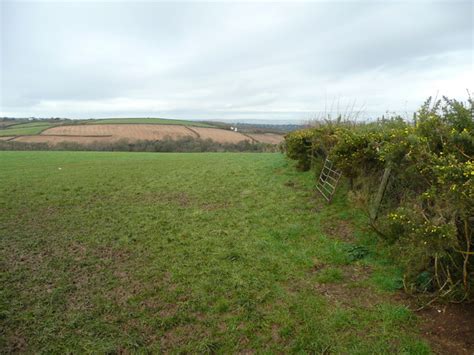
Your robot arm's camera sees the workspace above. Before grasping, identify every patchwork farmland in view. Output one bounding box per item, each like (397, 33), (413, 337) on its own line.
(0, 118), (284, 146)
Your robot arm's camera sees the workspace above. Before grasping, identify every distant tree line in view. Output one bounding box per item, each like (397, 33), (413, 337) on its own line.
(0, 136), (280, 153)
(232, 123), (304, 134)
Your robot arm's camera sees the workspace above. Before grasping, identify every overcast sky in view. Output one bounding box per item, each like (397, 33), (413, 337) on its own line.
(1, 0), (472, 122)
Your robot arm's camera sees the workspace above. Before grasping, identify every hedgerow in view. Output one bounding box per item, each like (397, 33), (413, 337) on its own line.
(0, 136), (278, 153)
(284, 96), (474, 301)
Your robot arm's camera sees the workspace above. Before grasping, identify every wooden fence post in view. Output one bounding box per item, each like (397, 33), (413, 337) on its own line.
(370, 164), (392, 221)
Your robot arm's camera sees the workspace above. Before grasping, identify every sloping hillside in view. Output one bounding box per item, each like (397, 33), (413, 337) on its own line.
(8, 121), (284, 145)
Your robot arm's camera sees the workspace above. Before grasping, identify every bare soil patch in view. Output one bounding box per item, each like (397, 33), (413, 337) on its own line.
(312, 264), (375, 307)
(42, 124), (194, 141)
(190, 127), (251, 144)
(417, 302), (474, 354)
(183, 126), (200, 138)
(246, 133), (284, 145)
(13, 124), (258, 145)
(160, 323), (211, 352)
(322, 220), (355, 243)
(315, 281), (382, 309)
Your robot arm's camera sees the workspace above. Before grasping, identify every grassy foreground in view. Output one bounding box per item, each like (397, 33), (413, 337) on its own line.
(0, 152), (430, 353)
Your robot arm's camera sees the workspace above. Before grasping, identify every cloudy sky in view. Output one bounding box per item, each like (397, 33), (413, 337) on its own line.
(1, 0), (472, 122)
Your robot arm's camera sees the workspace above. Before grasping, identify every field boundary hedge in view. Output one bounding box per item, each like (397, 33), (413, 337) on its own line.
(0, 136), (279, 153)
(284, 96), (474, 301)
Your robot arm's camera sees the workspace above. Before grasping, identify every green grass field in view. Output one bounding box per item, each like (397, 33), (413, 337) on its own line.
(0, 120), (27, 128)
(86, 117), (216, 127)
(0, 122), (53, 136)
(0, 152), (430, 353)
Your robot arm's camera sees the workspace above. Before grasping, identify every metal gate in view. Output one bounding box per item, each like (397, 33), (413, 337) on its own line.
(316, 158), (342, 202)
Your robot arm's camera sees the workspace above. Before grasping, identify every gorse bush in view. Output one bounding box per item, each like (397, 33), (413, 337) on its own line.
(285, 123), (350, 171)
(284, 96), (474, 300)
(284, 128), (316, 170)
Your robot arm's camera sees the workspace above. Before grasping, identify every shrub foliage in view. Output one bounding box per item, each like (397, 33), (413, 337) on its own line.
(284, 96), (474, 300)
(0, 136), (278, 153)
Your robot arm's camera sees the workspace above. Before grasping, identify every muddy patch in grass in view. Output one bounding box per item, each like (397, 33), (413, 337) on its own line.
(416, 302), (474, 355)
(322, 220), (355, 243)
(5, 333), (27, 353)
(313, 264), (375, 308)
(315, 282), (378, 308)
(159, 323), (213, 351)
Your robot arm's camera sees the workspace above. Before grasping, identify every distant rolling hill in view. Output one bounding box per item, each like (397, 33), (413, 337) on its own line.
(85, 117), (216, 128)
(1, 118), (284, 145)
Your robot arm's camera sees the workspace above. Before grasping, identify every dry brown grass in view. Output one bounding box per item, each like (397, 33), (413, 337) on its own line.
(11, 124), (274, 145)
(188, 127), (251, 143)
(42, 124), (194, 141)
(246, 133), (284, 145)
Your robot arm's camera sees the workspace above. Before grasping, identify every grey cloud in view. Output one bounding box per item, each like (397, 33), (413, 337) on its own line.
(1, 0), (472, 120)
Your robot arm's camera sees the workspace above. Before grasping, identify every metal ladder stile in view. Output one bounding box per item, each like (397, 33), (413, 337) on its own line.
(315, 157), (342, 203)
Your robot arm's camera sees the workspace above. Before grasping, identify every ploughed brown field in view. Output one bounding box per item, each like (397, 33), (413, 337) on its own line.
(12, 124), (284, 145)
(246, 133), (285, 145)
